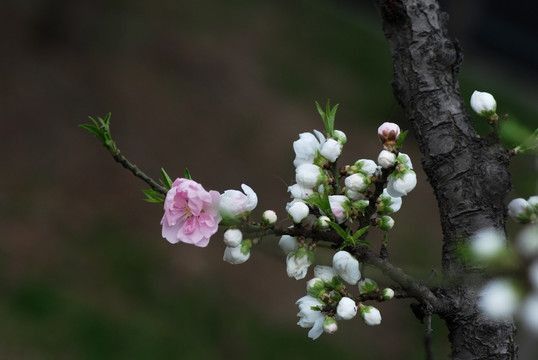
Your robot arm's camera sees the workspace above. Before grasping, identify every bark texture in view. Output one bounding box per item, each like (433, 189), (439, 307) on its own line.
(376, 0), (517, 358)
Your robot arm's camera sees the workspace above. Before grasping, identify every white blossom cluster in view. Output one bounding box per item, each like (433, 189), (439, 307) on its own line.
(473, 222), (538, 333)
(286, 119), (416, 236)
(295, 250), (391, 339)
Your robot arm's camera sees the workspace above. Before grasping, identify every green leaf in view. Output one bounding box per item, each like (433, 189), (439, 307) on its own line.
(184, 168), (192, 180)
(327, 221), (350, 241)
(142, 189), (165, 204)
(78, 124), (106, 143)
(352, 225), (370, 241)
(160, 168), (173, 190)
(304, 190), (332, 217)
(315, 100), (338, 136)
(395, 130), (408, 150)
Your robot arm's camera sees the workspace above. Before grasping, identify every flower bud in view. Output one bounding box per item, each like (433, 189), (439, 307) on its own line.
(360, 305), (382, 326)
(317, 215), (331, 229)
(223, 229), (243, 248)
(288, 201), (310, 223)
(470, 90), (497, 117)
(279, 235), (298, 254)
(508, 198), (536, 223)
(378, 150), (396, 169)
(377, 122), (400, 148)
(329, 195), (351, 224)
(349, 159), (378, 176)
(288, 183), (314, 200)
(346, 189), (365, 201)
(262, 210), (277, 225)
(396, 153), (413, 170)
(358, 278), (378, 294)
(387, 170), (417, 197)
(333, 130), (347, 144)
(223, 243), (250, 264)
(320, 138), (342, 162)
(323, 317), (338, 334)
(377, 189), (402, 215)
(296, 164), (325, 189)
(344, 173), (371, 192)
(378, 216), (394, 231)
(333, 251), (361, 285)
(382, 288), (395, 300)
(528, 196), (538, 212)
(307, 277), (326, 297)
(336, 297), (357, 320)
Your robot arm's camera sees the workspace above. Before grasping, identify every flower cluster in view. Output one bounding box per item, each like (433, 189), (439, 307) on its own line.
(286, 107), (415, 251)
(508, 196), (538, 224)
(473, 221), (538, 333)
(295, 251), (390, 339)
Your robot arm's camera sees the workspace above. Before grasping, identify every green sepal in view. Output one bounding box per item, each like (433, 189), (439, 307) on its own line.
(394, 129), (408, 151)
(184, 168), (192, 180)
(142, 189), (165, 204)
(160, 168), (173, 190)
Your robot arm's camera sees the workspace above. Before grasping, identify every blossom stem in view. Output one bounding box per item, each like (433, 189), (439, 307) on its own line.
(111, 150), (167, 195)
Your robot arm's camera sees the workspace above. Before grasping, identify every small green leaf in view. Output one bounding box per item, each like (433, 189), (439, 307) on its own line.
(184, 168), (192, 180)
(327, 221), (350, 241)
(142, 189), (165, 204)
(160, 168), (173, 190)
(352, 225), (370, 241)
(395, 130), (408, 150)
(79, 124), (106, 143)
(356, 240), (373, 247)
(304, 191), (332, 217)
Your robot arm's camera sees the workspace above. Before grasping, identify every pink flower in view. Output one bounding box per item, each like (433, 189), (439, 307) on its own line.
(161, 178), (221, 247)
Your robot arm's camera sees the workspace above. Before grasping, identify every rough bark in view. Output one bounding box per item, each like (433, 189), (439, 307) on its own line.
(376, 0), (517, 358)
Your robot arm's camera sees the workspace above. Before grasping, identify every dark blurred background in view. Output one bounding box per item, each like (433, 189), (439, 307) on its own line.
(0, 0), (536, 359)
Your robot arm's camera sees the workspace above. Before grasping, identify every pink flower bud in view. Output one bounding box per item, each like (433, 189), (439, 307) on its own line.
(377, 122), (400, 148)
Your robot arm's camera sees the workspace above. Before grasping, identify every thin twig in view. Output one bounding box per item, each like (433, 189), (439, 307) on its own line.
(112, 150), (167, 195)
(424, 309), (434, 360)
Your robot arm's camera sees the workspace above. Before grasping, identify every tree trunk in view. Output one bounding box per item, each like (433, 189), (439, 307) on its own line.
(376, 0), (517, 358)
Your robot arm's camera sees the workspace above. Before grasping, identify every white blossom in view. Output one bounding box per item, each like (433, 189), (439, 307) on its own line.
(314, 265), (339, 283)
(360, 305), (382, 326)
(387, 171), (417, 197)
(219, 184), (258, 224)
(396, 153), (413, 170)
(378, 150), (396, 169)
(320, 138), (342, 162)
(296, 164), (324, 189)
(223, 229), (243, 248)
(333, 130), (347, 144)
(470, 228), (506, 261)
(288, 183), (314, 200)
(288, 201), (310, 223)
(515, 224), (538, 258)
(293, 131), (325, 168)
(345, 173), (370, 192)
(508, 198), (532, 221)
(279, 235), (298, 254)
(377, 188), (402, 214)
(332, 251), (360, 285)
(478, 279), (518, 320)
(296, 295), (325, 340)
(346, 189), (365, 201)
(223, 244), (250, 265)
(286, 250), (312, 280)
(353, 159), (378, 176)
(336, 297), (357, 320)
(470, 90), (497, 116)
(521, 294), (538, 334)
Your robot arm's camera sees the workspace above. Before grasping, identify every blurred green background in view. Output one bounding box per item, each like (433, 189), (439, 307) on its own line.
(1, 0), (536, 359)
